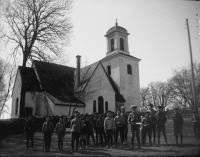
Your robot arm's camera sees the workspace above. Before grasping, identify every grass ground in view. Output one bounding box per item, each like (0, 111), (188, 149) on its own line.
(0, 118), (199, 156)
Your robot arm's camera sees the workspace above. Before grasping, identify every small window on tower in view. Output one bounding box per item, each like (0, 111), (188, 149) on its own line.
(111, 39), (114, 51)
(107, 65), (111, 75)
(120, 38), (124, 51)
(127, 64), (132, 75)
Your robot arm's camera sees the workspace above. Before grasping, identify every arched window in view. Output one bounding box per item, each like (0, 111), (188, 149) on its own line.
(127, 64), (132, 75)
(105, 101), (108, 112)
(107, 65), (111, 75)
(111, 39), (114, 51)
(15, 98), (19, 115)
(98, 96), (104, 113)
(93, 100), (96, 113)
(120, 38), (124, 51)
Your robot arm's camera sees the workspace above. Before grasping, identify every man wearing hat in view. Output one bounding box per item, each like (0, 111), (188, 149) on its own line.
(128, 105), (141, 149)
(172, 107), (183, 145)
(24, 114), (36, 150)
(155, 105), (168, 146)
(148, 103), (157, 144)
(121, 106), (128, 145)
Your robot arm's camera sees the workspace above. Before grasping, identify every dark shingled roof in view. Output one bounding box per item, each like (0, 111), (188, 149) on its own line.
(19, 66), (41, 92)
(32, 60), (84, 104)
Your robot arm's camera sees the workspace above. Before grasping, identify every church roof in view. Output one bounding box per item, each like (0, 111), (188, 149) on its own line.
(18, 66), (41, 92)
(32, 60), (84, 104)
(105, 22), (129, 36)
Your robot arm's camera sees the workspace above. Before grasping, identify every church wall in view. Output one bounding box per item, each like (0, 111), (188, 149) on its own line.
(11, 70), (21, 118)
(119, 56), (140, 111)
(84, 63), (116, 113)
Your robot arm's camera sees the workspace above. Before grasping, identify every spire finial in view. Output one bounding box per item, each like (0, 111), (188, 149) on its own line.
(115, 18), (118, 26)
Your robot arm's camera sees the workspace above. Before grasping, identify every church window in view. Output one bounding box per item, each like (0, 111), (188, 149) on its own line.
(111, 39), (114, 51)
(98, 96), (104, 113)
(15, 98), (19, 115)
(105, 101), (108, 112)
(127, 64), (132, 75)
(120, 38), (124, 51)
(107, 65), (111, 75)
(93, 100), (96, 113)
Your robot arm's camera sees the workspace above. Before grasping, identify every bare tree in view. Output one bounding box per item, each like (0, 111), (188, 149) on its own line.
(140, 87), (151, 108)
(0, 58), (16, 117)
(148, 81), (172, 109)
(168, 62), (200, 111)
(0, 0), (73, 67)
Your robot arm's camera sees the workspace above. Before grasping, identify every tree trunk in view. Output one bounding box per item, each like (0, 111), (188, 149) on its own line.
(22, 52), (28, 67)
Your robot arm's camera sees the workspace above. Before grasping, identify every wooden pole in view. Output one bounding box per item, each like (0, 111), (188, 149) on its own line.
(186, 19), (198, 112)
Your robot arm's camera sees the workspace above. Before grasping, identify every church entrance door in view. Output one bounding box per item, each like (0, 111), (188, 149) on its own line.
(98, 96), (104, 113)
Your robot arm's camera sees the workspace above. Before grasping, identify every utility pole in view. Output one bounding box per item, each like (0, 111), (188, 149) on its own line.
(186, 19), (198, 112)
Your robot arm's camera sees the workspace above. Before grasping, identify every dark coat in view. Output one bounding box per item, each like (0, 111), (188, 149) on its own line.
(155, 111), (167, 126)
(24, 119), (36, 133)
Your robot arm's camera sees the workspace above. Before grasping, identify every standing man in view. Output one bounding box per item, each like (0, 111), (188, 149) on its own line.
(155, 105), (168, 146)
(148, 103), (157, 144)
(172, 107), (184, 145)
(128, 105), (141, 149)
(42, 116), (54, 152)
(121, 106), (128, 145)
(24, 114), (36, 150)
(191, 111), (200, 140)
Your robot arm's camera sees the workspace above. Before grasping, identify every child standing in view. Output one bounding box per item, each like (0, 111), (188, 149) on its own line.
(55, 117), (66, 151)
(96, 113), (107, 146)
(80, 114), (87, 149)
(104, 110), (114, 149)
(42, 116), (54, 152)
(141, 111), (152, 146)
(85, 116), (96, 146)
(114, 110), (125, 148)
(70, 111), (82, 152)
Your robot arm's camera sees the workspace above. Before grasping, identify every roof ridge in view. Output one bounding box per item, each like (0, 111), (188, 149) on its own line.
(32, 60), (76, 69)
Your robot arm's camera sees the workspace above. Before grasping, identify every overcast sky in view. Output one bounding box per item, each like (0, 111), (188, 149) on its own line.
(65, 0), (200, 88)
(1, 0), (200, 118)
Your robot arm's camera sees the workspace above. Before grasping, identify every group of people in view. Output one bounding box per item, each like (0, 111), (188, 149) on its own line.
(24, 103), (200, 153)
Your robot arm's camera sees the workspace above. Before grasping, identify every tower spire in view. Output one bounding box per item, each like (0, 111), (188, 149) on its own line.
(115, 18), (118, 26)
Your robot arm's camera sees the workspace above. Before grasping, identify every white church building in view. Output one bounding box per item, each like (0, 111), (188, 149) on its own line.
(11, 22), (141, 118)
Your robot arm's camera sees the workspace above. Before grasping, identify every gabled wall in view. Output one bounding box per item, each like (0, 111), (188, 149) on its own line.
(11, 70), (21, 118)
(84, 63), (116, 113)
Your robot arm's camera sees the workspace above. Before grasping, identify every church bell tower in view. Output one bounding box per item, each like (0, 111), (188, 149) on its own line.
(105, 19), (130, 56)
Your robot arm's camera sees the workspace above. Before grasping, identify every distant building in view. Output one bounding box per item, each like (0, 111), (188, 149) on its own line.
(11, 22), (141, 118)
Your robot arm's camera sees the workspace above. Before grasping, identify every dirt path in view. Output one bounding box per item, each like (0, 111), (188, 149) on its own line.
(0, 119), (200, 156)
